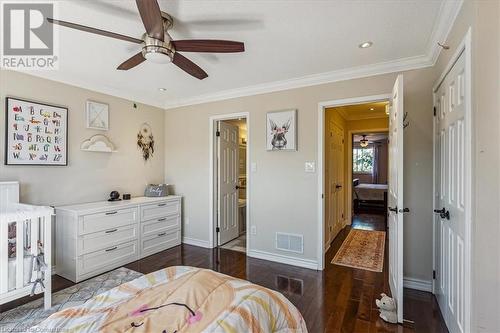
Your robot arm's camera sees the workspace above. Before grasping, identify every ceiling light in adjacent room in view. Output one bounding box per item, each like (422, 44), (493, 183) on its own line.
(370, 107), (374, 111)
(359, 41), (373, 49)
(360, 135), (369, 147)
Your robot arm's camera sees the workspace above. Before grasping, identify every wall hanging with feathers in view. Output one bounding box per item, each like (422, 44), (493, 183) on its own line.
(137, 123), (154, 161)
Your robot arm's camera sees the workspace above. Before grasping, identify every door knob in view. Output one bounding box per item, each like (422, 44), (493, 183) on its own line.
(388, 206), (398, 212)
(433, 207), (450, 220)
(335, 185), (342, 189)
(235, 185), (241, 190)
(399, 208), (410, 213)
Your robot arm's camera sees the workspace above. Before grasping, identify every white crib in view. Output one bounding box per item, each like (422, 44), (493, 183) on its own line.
(0, 181), (52, 309)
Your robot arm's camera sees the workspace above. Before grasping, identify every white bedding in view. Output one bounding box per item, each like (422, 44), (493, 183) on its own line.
(354, 183), (388, 201)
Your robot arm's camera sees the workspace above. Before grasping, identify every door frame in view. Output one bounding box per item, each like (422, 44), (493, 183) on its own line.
(209, 112), (251, 251)
(317, 93), (391, 270)
(432, 28), (472, 333)
(346, 127), (389, 225)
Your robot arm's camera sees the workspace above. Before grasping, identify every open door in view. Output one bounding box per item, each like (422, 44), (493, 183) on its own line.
(217, 121), (240, 245)
(388, 74), (404, 323)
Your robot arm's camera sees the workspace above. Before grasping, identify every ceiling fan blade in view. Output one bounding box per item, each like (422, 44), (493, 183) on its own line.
(172, 53), (208, 80)
(135, 0), (164, 41)
(47, 18), (143, 44)
(117, 52), (146, 70)
(172, 40), (244, 53)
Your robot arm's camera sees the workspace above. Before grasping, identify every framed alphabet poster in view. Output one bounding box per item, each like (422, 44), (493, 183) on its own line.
(5, 97), (68, 166)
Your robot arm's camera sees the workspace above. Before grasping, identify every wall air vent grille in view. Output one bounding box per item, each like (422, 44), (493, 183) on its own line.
(276, 232), (303, 254)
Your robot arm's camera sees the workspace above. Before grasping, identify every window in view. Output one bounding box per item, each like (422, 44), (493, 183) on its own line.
(353, 147), (374, 173)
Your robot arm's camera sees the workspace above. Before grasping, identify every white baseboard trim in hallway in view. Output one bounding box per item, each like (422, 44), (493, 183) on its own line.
(182, 237), (211, 248)
(403, 277), (433, 292)
(248, 249), (319, 270)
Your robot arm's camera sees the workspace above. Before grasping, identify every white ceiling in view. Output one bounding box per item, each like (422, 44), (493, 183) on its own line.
(20, 0), (462, 109)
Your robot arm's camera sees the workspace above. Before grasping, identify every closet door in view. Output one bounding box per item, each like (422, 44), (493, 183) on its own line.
(434, 51), (467, 333)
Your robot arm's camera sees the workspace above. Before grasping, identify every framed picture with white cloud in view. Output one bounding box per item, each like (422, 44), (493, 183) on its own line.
(266, 109), (297, 151)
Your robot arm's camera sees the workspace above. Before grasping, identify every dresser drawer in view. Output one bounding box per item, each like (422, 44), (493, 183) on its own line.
(80, 208), (137, 235)
(79, 241), (138, 277)
(141, 215), (180, 238)
(140, 230), (180, 258)
(140, 200), (180, 221)
(78, 225), (138, 255)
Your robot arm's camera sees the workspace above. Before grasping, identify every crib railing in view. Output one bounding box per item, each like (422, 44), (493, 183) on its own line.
(0, 203), (53, 309)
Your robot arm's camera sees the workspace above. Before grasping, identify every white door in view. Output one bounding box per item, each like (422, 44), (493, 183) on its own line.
(388, 74), (404, 323)
(433, 51), (467, 333)
(217, 121), (239, 245)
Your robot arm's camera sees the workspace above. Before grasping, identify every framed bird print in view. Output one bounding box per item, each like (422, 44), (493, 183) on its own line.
(5, 97), (68, 166)
(86, 100), (109, 130)
(266, 109), (297, 151)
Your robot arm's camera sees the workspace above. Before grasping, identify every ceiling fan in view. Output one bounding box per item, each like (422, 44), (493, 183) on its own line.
(47, 0), (245, 80)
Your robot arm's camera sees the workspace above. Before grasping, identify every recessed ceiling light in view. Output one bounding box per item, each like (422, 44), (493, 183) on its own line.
(158, 88), (167, 92)
(359, 41), (373, 49)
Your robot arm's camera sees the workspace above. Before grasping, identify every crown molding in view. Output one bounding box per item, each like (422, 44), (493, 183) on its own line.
(426, 0), (464, 65)
(164, 0), (464, 110)
(4, 69), (166, 110)
(164, 54), (433, 109)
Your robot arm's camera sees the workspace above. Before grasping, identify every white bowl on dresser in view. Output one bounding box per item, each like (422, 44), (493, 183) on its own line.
(55, 196), (181, 283)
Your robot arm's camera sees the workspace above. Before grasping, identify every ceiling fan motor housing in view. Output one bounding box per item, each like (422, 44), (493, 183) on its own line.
(141, 12), (175, 63)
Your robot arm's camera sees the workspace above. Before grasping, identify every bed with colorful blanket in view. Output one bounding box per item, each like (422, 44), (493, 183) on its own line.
(32, 266), (307, 332)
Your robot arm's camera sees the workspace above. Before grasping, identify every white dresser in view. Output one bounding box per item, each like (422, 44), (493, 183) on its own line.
(55, 196), (181, 282)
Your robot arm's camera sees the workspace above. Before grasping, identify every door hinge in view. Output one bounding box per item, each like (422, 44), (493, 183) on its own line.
(216, 227), (220, 233)
(433, 107), (436, 117)
(216, 131), (220, 137)
(321, 194), (324, 199)
(433, 270), (436, 279)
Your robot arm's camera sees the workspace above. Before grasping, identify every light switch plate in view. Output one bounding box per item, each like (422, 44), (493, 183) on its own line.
(305, 162), (316, 173)
(251, 226), (257, 235)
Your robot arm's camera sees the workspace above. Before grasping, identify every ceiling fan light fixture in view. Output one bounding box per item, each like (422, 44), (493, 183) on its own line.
(142, 46), (173, 64)
(359, 135), (369, 147)
(359, 41), (373, 49)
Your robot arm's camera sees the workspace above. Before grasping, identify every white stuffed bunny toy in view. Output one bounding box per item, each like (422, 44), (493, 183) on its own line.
(375, 293), (398, 324)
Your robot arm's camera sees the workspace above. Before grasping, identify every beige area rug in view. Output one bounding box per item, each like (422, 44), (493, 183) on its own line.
(331, 229), (386, 272)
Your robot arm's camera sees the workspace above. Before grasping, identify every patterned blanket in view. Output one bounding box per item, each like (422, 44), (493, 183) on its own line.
(32, 266), (307, 332)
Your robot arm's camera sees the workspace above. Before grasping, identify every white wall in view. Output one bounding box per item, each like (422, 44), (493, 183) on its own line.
(0, 70), (165, 206)
(164, 67), (436, 280)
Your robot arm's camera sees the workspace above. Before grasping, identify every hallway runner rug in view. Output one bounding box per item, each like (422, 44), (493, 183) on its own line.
(331, 229), (386, 272)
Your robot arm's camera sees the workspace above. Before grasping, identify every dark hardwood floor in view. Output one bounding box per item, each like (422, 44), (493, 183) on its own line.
(1, 213), (447, 332)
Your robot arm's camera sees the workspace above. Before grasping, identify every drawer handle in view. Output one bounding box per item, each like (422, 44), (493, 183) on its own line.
(158, 218), (166, 221)
(105, 228), (118, 234)
(105, 246), (118, 252)
(157, 203), (167, 207)
(158, 232), (166, 237)
(105, 211), (118, 215)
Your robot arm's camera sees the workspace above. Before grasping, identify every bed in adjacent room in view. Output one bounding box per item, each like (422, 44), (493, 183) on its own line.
(353, 183), (388, 213)
(32, 266), (307, 332)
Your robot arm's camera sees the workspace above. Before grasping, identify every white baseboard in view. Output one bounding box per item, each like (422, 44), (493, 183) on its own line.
(247, 249), (319, 270)
(403, 277), (433, 292)
(182, 237), (211, 248)
(51, 265), (56, 275)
